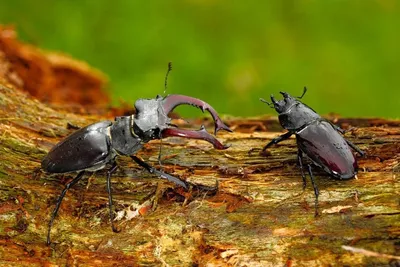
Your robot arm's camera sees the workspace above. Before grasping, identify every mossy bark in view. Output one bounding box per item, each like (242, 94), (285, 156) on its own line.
(0, 83), (399, 266)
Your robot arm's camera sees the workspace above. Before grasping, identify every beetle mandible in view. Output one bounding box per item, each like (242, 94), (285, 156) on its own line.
(42, 92), (232, 245)
(260, 87), (365, 215)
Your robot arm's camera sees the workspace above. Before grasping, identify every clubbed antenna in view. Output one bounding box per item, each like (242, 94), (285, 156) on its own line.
(164, 62), (172, 95)
(297, 86), (307, 99)
(260, 98), (274, 108)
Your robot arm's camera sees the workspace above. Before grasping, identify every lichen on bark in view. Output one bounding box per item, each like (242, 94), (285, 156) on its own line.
(0, 25), (399, 266)
(1, 82), (399, 266)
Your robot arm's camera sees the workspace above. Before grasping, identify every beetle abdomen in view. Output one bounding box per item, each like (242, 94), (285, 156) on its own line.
(42, 121), (113, 173)
(296, 120), (357, 179)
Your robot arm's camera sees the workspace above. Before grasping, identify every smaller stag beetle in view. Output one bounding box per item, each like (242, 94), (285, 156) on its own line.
(260, 87), (365, 215)
(42, 68), (232, 245)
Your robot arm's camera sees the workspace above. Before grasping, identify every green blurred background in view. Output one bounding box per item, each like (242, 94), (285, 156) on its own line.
(0, 0), (399, 118)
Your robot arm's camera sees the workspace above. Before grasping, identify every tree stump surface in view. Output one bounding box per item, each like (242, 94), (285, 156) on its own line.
(0, 83), (399, 266)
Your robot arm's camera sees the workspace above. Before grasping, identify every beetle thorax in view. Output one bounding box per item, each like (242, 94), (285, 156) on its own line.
(133, 98), (171, 141)
(278, 102), (321, 130)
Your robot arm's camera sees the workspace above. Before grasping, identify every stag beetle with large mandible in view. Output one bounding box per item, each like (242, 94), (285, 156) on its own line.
(42, 72), (232, 245)
(260, 87), (365, 215)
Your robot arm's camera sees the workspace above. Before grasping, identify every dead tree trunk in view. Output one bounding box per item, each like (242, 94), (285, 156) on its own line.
(0, 83), (399, 266)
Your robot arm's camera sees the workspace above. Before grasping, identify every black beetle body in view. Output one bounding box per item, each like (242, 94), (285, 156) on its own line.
(43, 118), (141, 173)
(260, 87), (365, 214)
(42, 94), (231, 245)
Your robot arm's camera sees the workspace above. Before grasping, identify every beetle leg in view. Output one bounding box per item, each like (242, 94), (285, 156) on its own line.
(330, 122), (354, 135)
(106, 162), (120, 233)
(262, 131), (293, 153)
(47, 171), (85, 245)
(306, 164), (320, 217)
(130, 156), (218, 192)
(157, 139), (164, 167)
(297, 150), (307, 190)
(131, 155), (189, 189)
(195, 179), (219, 192)
(329, 120), (359, 137)
(162, 126), (229, 150)
(66, 122), (81, 130)
(328, 121), (366, 157)
(161, 95), (232, 135)
(345, 139), (366, 157)
(333, 125), (346, 134)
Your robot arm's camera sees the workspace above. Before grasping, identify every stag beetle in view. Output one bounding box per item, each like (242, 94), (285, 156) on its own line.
(42, 90), (231, 245)
(260, 87), (365, 215)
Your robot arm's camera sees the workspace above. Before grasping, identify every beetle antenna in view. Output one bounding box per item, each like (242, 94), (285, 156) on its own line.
(260, 98), (274, 108)
(297, 86), (307, 99)
(164, 62), (172, 95)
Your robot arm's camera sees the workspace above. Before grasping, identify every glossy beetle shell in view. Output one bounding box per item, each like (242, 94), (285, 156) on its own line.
(42, 121), (113, 173)
(296, 120), (357, 179)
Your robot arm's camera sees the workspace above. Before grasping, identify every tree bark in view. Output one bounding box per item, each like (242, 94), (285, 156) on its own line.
(0, 83), (399, 266)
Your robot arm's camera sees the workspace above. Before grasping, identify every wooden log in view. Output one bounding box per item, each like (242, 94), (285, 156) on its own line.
(0, 83), (399, 266)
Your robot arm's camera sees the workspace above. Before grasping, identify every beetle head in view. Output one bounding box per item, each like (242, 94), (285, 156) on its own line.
(133, 63), (231, 147)
(133, 94), (232, 145)
(275, 92), (298, 114)
(261, 87), (308, 114)
(133, 95), (171, 142)
(261, 87), (322, 130)
(260, 92), (297, 114)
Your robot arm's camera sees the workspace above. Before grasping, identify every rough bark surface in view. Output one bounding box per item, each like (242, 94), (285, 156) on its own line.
(0, 82), (399, 267)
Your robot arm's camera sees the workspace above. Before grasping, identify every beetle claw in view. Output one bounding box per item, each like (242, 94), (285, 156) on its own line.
(190, 179), (219, 193)
(161, 94), (232, 135)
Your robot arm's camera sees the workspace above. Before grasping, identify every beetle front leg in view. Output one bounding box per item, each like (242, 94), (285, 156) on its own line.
(47, 171), (85, 245)
(131, 156), (218, 192)
(162, 94), (232, 135)
(106, 162), (120, 233)
(162, 126), (229, 150)
(131, 156), (189, 189)
(261, 131), (293, 153)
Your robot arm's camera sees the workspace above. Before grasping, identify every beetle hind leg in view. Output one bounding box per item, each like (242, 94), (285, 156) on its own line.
(345, 139), (366, 157)
(306, 164), (320, 217)
(47, 171), (85, 245)
(329, 121), (366, 157)
(106, 162), (120, 233)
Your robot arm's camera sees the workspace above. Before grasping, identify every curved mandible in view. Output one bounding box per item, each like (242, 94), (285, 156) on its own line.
(161, 94), (232, 135)
(162, 126), (230, 150)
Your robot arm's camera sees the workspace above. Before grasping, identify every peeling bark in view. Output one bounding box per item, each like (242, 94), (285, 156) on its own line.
(0, 82), (399, 266)
(0, 25), (109, 107)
